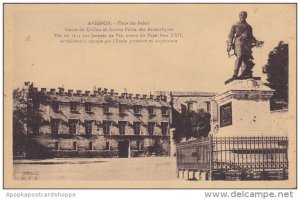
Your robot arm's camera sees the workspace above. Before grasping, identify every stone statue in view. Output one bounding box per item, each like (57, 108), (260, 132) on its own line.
(227, 11), (264, 79)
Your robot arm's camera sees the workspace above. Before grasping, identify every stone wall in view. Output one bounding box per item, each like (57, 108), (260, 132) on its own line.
(25, 84), (171, 158)
(26, 135), (170, 158)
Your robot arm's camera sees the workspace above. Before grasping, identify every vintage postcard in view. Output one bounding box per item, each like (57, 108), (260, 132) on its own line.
(3, 3), (296, 188)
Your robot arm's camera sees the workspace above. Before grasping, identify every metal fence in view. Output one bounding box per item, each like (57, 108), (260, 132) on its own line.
(176, 136), (288, 180)
(212, 136), (288, 171)
(176, 137), (211, 171)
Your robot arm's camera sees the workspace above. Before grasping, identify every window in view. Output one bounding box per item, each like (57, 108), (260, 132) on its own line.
(161, 107), (168, 115)
(51, 119), (60, 135)
(148, 106), (155, 116)
(133, 122), (141, 135)
(118, 121), (127, 135)
(119, 104), (126, 114)
(52, 101), (60, 112)
(68, 120), (77, 134)
(103, 121), (111, 135)
(206, 101), (211, 112)
(148, 122), (155, 136)
(161, 122), (168, 136)
(85, 120), (93, 135)
(103, 103), (110, 113)
(106, 141), (110, 150)
(73, 142), (77, 150)
(55, 141), (59, 150)
(88, 142), (93, 150)
(70, 102), (78, 112)
(137, 140), (143, 150)
(85, 102), (92, 112)
(133, 105), (141, 115)
(187, 102), (193, 112)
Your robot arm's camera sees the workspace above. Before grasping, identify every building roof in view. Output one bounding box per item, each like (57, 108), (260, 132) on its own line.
(33, 90), (170, 108)
(170, 91), (217, 97)
(154, 91), (217, 98)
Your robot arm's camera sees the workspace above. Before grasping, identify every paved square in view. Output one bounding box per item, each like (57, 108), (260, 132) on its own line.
(13, 157), (177, 181)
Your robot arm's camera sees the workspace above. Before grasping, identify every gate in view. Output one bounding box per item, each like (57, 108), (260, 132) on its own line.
(176, 137), (211, 171)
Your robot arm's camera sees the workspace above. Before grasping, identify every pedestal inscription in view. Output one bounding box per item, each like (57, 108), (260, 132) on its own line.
(220, 102), (232, 128)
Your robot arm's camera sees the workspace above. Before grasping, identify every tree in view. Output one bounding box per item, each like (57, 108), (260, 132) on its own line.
(172, 109), (192, 143)
(145, 139), (168, 156)
(172, 108), (211, 143)
(191, 109), (211, 138)
(13, 88), (28, 157)
(13, 83), (42, 157)
(262, 41), (288, 110)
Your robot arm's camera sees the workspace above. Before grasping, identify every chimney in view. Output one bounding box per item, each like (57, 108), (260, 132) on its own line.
(85, 91), (90, 96)
(33, 87), (38, 92)
(136, 94), (140, 98)
(162, 95), (167, 102)
(77, 90), (82, 95)
(128, 94), (133, 99)
(142, 94), (147, 99)
(101, 88), (106, 95)
(150, 95), (154, 99)
(41, 88), (46, 93)
(98, 88), (102, 93)
(50, 88), (56, 95)
(110, 89), (114, 96)
(68, 89), (73, 96)
(58, 87), (64, 94)
(114, 92), (118, 96)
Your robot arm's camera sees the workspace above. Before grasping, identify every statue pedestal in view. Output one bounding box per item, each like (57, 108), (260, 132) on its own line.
(214, 78), (275, 137)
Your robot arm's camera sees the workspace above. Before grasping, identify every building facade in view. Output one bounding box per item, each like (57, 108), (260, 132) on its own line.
(154, 91), (217, 155)
(155, 91), (218, 127)
(24, 83), (171, 158)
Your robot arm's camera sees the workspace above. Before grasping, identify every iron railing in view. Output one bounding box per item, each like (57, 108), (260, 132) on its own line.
(176, 136), (288, 176)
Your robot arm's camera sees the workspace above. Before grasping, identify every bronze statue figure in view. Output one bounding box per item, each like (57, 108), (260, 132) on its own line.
(227, 11), (264, 79)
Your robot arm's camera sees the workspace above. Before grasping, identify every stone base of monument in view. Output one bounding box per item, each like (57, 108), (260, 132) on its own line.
(214, 78), (276, 137)
(225, 76), (261, 85)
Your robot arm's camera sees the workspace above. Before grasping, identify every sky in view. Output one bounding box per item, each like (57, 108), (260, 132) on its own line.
(5, 4), (296, 94)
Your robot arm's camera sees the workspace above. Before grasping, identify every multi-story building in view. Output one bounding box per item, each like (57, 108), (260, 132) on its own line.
(155, 91), (218, 126)
(24, 83), (171, 158)
(154, 91), (217, 155)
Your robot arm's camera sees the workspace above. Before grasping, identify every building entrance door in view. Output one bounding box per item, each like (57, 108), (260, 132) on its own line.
(118, 141), (129, 158)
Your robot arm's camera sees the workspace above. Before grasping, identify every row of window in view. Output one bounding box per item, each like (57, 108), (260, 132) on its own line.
(51, 120), (169, 136)
(54, 141), (111, 151)
(51, 101), (168, 115)
(54, 141), (144, 151)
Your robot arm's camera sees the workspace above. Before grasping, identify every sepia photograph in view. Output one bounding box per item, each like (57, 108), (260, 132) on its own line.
(3, 3), (296, 188)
